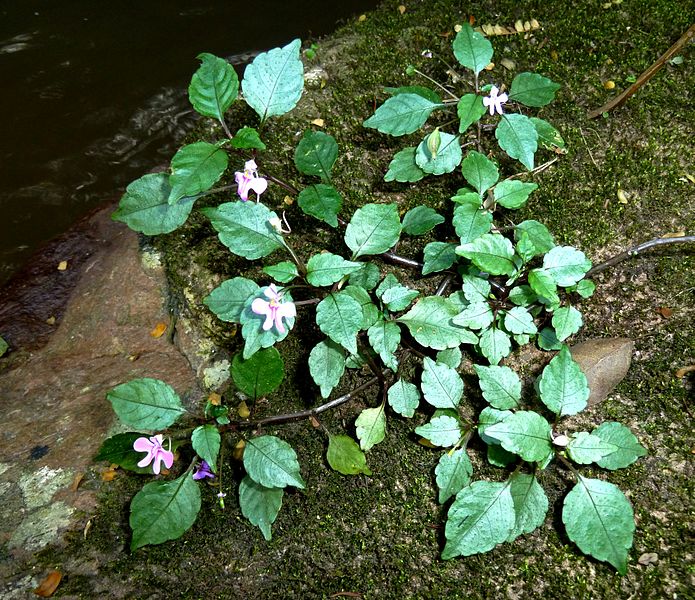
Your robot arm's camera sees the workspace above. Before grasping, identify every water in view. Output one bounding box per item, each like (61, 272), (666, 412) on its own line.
(0, 0), (378, 286)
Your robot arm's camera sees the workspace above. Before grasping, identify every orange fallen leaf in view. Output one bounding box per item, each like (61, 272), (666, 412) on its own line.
(657, 306), (673, 318)
(70, 472), (84, 492)
(33, 571), (62, 597)
(150, 322), (167, 338)
(101, 467), (117, 482)
(57, 261), (68, 271)
(208, 392), (222, 406)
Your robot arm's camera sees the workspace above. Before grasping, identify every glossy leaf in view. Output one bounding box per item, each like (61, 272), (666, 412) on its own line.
(552, 306), (583, 341)
(294, 130), (338, 181)
(130, 471), (201, 550)
(308, 339), (346, 398)
(474, 365), (521, 409)
(462, 274), (491, 303)
(453, 201), (492, 244)
(230, 126), (266, 150)
(436, 449), (473, 503)
(204, 277), (259, 323)
(384, 147), (425, 183)
(381, 284), (419, 312)
(507, 473), (548, 542)
(509, 72), (560, 107)
(528, 268), (560, 305)
(402, 206), (444, 235)
(398, 296), (479, 350)
(367, 319), (401, 371)
(452, 301), (493, 330)
(168, 141), (228, 203)
(442, 481), (515, 559)
(244, 435), (305, 489)
(263, 261), (299, 283)
(562, 476), (634, 574)
(355, 405), (386, 451)
(363, 93), (443, 135)
(297, 183), (342, 227)
(242, 39), (303, 121)
(515, 220), (555, 255)
(316, 292), (363, 355)
(530, 117), (566, 152)
(422, 242), (458, 275)
(107, 378), (185, 430)
(456, 233), (516, 276)
(342, 285), (379, 329)
(593, 422), (647, 470)
(496, 113), (538, 170)
(345, 203), (401, 258)
(415, 414), (461, 448)
(477, 406), (513, 445)
(504, 306), (537, 335)
(95, 432), (159, 473)
(437, 347), (462, 369)
(457, 94), (486, 133)
(543, 246), (592, 287)
(493, 180), (538, 209)
(538, 326), (562, 351)
(306, 252), (362, 287)
(239, 475), (283, 541)
(461, 150), (499, 197)
(484, 411), (553, 463)
(415, 131), (462, 175)
(191, 425), (220, 472)
(538, 345), (589, 415)
(231, 347), (284, 399)
(327, 435), (372, 476)
(387, 379), (420, 418)
(421, 357), (463, 410)
(188, 52), (238, 120)
(452, 23), (493, 75)
(566, 432), (616, 465)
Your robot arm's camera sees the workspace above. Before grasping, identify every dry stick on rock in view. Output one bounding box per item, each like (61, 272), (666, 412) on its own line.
(588, 24), (695, 119)
(587, 235), (695, 277)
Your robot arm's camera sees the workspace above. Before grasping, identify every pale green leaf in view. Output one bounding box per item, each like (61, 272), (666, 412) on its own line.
(297, 183), (342, 228)
(462, 274), (491, 303)
(231, 347), (284, 399)
(348, 262), (381, 290)
(342, 285), (379, 329)
(316, 292), (364, 355)
(107, 378), (185, 430)
(507, 473), (549, 542)
(484, 411), (553, 463)
(436, 448), (473, 503)
(387, 379), (420, 418)
(562, 476), (635, 574)
(543, 246), (592, 287)
(415, 131), (462, 175)
(474, 365), (521, 409)
(504, 306), (537, 335)
(453, 201), (492, 244)
(496, 113), (538, 170)
(130, 471), (201, 550)
(514, 220), (555, 255)
(567, 432), (617, 465)
(363, 93), (443, 135)
(204, 277), (259, 323)
(452, 23), (494, 75)
(452, 301), (493, 330)
(168, 141), (228, 203)
(479, 327), (512, 365)
(309, 339), (346, 398)
(456, 233), (516, 276)
(306, 252), (362, 287)
(528, 268), (560, 305)
(574, 279), (596, 299)
(367, 319), (401, 371)
(421, 357), (463, 410)
(327, 435), (372, 475)
(402, 206), (444, 235)
(381, 284), (419, 312)
(239, 475), (283, 541)
(239, 289), (294, 359)
(477, 406), (513, 445)
(244, 435), (305, 489)
(191, 425), (221, 472)
(415, 415), (461, 448)
(461, 150), (499, 197)
(593, 422), (647, 470)
(552, 306), (583, 342)
(508, 285), (538, 306)
(188, 53), (238, 121)
(294, 130), (338, 181)
(384, 147), (425, 183)
(398, 296), (479, 350)
(437, 347), (462, 369)
(493, 180), (538, 209)
(355, 405), (386, 451)
(344, 203), (401, 258)
(538, 345), (589, 415)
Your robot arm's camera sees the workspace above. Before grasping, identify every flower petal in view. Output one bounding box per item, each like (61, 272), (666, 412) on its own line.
(133, 437), (154, 452)
(249, 177), (268, 197)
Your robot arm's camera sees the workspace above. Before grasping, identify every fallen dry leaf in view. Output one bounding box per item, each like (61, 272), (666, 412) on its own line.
(283, 195), (294, 206)
(311, 118), (325, 127)
(617, 188), (629, 204)
(604, 80), (616, 90)
(358, 14), (366, 22)
(70, 472), (84, 492)
(33, 571), (62, 597)
(57, 261), (68, 271)
(570, 338), (634, 407)
(46, 316), (56, 325)
(208, 392), (222, 406)
(500, 57), (516, 70)
(398, 5), (406, 15)
(233, 440), (246, 461)
(684, 173), (695, 184)
(309, 416), (321, 428)
(478, 18), (540, 37)
(150, 322), (167, 338)
(83, 518), (92, 539)
(675, 365), (695, 378)
(657, 306), (673, 318)
(237, 400), (250, 418)
(101, 467), (118, 482)
(663, 231), (686, 238)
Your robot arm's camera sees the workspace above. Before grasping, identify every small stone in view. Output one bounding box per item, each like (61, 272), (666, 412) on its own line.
(570, 338), (634, 407)
(638, 552), (658, 565)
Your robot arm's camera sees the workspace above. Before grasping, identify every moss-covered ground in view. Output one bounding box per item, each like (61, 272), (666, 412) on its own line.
(37, 0), (693, 597)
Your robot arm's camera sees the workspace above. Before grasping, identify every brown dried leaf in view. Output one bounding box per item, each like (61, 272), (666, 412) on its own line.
(663, 231), (686, 238)
(570, 338), (634, 407)
(33, 571), (62, 597)
(70, 472), (84, 492)
(208, 392), (222, 406)
(150, 322), (167, 338)
(657, 306), (673, 318)
(101, 467), (117, 482)
(478, 18), (540, 37)
(46, 316), (56, 325)
(675, 365), (695, 378)
(309, 416), (321, 429)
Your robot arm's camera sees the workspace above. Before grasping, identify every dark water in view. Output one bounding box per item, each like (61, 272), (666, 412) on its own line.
(0, 0), (379, 286)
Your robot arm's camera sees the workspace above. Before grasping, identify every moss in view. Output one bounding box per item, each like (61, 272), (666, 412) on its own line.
(26, 0), (695, 597)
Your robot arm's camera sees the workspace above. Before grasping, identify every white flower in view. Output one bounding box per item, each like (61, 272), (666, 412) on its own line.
(483, 85), (508, 116)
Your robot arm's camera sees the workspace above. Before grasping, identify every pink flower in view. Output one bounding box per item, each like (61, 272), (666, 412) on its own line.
(235, 159), (268, 201)
(483, 85), (508, 116)
(251, 284), (296, 334)
(133, 434), (174, 475)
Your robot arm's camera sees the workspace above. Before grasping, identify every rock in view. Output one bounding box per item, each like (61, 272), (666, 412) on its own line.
(570, 338), (634, 407)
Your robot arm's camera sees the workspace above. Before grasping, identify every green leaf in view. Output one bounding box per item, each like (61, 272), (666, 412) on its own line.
(487, 444), (517, 468)
(509, 72), (561, 107)
(231, 347), (284, 399)
(456, 233), (515, 276)
(355, 405), (386, 451)
(381, 284), (419, 312)
(567, 432), (616, 465)
(477, 406), (513, 445)
(387, 379), (420, 418)
(306, 252), (362, 287)
(367, 319), (401, 371)
(504, 306), (538, 335)
(543, 246), (592, 287)
(479, 327), (512, 365)
(451, 188), (480, 205)
(316, 292), (364, 355)
(528, 268), (560, 305)
(574, 279), (596, 299)
(515, 232), (538, 264)
(384, 85), (441, 103)
(297, 183), (342, 228)
(203, 201), (284, 260)
(239, 475), (283, 541)
(436, 449), (473, 503)
(363, 93), (443, 135)
(515, 220), (555, 255)
(263, 261), (299, 283)
(239, 288), (294, 359)
(402, 206), (445, 235)
(188, 53), (238, 121)
(168, 142), (228, 203)
(452, 23), (494, 75)
(130, 470), (201, 550)
(327, 435), (372, 476)
(552, 306), (583, 341)
(112, 173), (196, 235)
(0, 335), (8, 357)
(461, 150), (499, 197)
(107, 378), (185, 430)
(398, 296), (478, 350)
(593, 422), (647, 470)
(384, 147), (425, 183)
(415, 414), (461, 447)
(530, 117), (566, 153)
(437, 347), (462, 369)
(241, 39), (304, 121)
(204, 277), (259, 323)
(94, 432), (158, 473)
(348, 262), (381, 290)
(421, 357), (464, 410)
(474, 365), (521, 410)
(538, 326), (562, 351)
(508, 285), (538, 306)
(308, 339), (346, 398)
(462, 274), (491, 303)
(294, 130), (339, 181)
(442, 481), (515, 559)
(344, 203), (401, 258)
(342, 285), (379, 329)
(230, 126), (266, 150)
(562, 476), (635, 574)
(452, 301), (493, 330)
(507, 473), (549, 542)
(191, 425), (221, 472)
(484, 411), (553, 463)
(457, 94), (486, 133)
(496, 113), (538, 170)
(422, 242), (458, 275)
(415, 131), (462, 175)
(244, 435), (305, 489)
(493, 180), (538, 209)
(538, 345), (589, 415)
(453, 201), (492, 244)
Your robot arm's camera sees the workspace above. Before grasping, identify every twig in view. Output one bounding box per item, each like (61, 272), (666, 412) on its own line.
(588, 24), (695, 119)
(587, 235), (695, 277)
(381, 251), (423, 270)
(505, 157), (559, 180)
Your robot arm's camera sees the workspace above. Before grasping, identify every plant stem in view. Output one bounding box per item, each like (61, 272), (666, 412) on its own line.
(412, 68), (459, 102)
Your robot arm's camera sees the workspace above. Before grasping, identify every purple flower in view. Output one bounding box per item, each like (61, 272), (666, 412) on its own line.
(235, 159), (268, 202)
(251, 284), (296, 334)
(483, 85), (508, 116)
(192, 460), (215, 480)
(133, 434), (174, 475)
